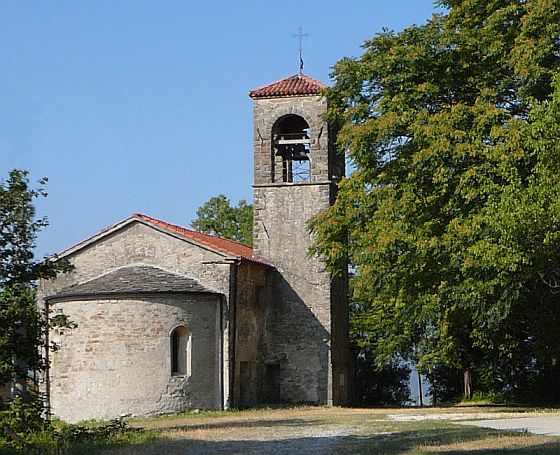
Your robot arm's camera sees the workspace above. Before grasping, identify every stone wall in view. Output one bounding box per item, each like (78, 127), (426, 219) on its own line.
(40, 221), (233, 298)
(40, 221), (235, 420)
(231, 261), (269, 407)
(252, 95), (334, 186)
(330, 273), (351, 405)
(255, 184), (332, 404)
(251, 93), (349, 405)
(48, 294), (221, 423)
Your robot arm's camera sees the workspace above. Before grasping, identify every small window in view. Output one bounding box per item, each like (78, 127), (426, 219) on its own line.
(171, 326), (191, 375)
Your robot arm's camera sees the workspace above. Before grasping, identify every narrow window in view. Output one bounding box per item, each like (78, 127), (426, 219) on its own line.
(170, 326), (190, 375)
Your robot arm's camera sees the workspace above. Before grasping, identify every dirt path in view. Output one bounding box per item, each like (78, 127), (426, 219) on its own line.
(104, 407), (560, 455)
(150, 424), (355, 455)
(120, 409), (362, 454)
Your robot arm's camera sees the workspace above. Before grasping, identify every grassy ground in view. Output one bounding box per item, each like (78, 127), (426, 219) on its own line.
(0, 421), (159, 455)
(97, 406), (560, 454)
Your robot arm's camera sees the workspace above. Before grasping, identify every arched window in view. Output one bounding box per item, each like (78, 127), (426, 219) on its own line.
(170, 326), (191, 375)
(272, 115), (311, 183)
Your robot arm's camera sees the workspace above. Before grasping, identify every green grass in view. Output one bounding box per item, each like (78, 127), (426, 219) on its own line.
(0, 419), (159, 455)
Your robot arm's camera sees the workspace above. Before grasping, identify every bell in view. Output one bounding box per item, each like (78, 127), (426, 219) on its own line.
(275, 144), (289, 157)
(290, 144), (309, 161)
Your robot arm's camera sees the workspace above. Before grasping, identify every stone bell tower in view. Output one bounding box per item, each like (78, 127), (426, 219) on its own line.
(249, 73), (350, 405)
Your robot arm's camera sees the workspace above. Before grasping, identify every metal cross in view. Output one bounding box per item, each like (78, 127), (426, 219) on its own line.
(293, 26), (309, 72)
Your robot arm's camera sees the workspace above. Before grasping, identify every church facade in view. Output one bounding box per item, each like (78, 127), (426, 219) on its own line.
(40, 73), (351, 423)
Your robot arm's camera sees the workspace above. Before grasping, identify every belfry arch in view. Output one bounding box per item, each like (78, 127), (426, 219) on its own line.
(272, 114), (311, 183)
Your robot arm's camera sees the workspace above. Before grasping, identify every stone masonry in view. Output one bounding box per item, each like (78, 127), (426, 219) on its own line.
(250, 75), (350, 406)
(47, 293), (221, 423)
(41, 219), (235, 421)
(40, 72), (352, 422)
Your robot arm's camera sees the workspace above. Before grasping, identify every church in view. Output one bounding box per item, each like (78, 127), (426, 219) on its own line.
(40, 73), (352, 423)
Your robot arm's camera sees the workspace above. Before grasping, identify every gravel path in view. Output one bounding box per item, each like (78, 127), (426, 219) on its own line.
(104, 407), (560, 454)
(460, 415), (560, 436)
(109, 423), (357, 454)
(165, 426), (354, 455)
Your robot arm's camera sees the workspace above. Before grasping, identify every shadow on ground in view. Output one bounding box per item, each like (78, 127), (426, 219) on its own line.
(107, 425), (560, 454)
(141, 418), (323, 432)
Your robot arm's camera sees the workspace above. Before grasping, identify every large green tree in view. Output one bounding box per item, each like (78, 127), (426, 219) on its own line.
(191, 194), (253, 246)
(485, 75), (560, 402)
(0, 170), (68, 394)
(311, 0), (560, 399)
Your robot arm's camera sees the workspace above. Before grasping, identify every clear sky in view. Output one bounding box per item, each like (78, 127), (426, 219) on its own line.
(1, 1), (442, 258)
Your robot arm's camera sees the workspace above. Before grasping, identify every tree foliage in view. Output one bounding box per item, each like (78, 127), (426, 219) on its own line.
(191, 194), (253, 246)
(311, 0), (560, 400)
(0, 171), (140, 450)
(0, 170), (68, 391)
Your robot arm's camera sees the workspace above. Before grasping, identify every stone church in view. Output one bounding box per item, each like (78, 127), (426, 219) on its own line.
(40, 73), (351, 423)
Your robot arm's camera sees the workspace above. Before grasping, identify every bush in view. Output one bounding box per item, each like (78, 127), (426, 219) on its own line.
(462, 390), (510, 405)
(0, 398), (147, 455)
(0, 397), (49, 448)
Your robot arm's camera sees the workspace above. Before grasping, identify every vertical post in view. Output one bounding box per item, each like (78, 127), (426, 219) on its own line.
(228, 261), (238, 407)
(44, 299), (51, 419)
(417, 370), (424, 407)
(219, 296), (224, 410)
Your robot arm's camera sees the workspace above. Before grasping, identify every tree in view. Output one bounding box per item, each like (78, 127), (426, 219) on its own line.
(485, 75), (560, 402)
(311, 1), (560, 399)
(0, 170), (68, 395)
(191, 195), (253, 246)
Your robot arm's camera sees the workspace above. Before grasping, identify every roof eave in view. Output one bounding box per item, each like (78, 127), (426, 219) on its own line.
(249, 92), (325, 100)
(49, 215), (269, 267)
(46, 289), (220, 302)
(248, 73), (328, 99)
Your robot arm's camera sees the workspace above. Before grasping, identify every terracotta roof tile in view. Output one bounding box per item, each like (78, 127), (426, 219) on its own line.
(134, 213), (270, 265)
(249, 73), (328, 99)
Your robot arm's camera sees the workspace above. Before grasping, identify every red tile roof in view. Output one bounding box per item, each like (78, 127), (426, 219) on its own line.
(134, 213), (269, 265)
(249, 73), (328, 99)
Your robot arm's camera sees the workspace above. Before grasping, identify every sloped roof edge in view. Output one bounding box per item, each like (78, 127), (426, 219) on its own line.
(249, 73), (328, 99)
(53, 214), (272, 266)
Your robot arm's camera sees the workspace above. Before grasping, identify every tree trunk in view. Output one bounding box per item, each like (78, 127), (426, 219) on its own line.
(463, 367), (473, 399)
(428, 370), (436, 406)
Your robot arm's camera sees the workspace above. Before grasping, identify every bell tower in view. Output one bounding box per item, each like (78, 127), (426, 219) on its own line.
(249, 73), (350, 405)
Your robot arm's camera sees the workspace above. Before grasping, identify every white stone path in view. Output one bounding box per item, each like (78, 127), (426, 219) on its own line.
(461, 415), (560, 437)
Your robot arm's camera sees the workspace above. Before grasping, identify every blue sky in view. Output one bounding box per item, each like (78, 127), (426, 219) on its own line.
(1, 1), (442, 258)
